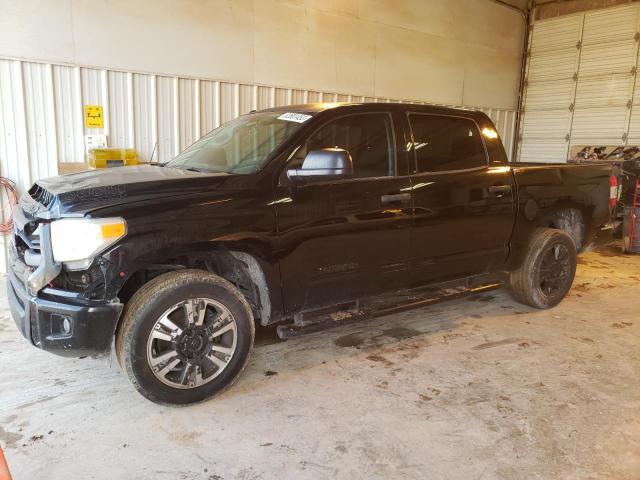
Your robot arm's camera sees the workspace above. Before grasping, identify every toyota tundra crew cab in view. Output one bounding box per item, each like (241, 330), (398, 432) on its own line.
(8, 103), (615, 405)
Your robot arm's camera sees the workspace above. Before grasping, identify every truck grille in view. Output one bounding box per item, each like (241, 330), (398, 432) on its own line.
(15, 224), (40, 252)
(13, 204), (42, 267)
(28, 183), (54, 208)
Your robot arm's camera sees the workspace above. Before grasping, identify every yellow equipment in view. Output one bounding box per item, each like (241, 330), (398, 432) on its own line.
(88, 148), (138, 169)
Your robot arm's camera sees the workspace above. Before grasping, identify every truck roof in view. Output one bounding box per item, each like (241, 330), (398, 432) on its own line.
(261, 102), (482, 117)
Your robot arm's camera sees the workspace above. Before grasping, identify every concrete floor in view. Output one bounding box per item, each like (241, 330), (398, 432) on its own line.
(1, 243), (639, 480)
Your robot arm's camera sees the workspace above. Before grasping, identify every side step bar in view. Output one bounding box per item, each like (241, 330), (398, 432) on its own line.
(276, 282), (503, 339)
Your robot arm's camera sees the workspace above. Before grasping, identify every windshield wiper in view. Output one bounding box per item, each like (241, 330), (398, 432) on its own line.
(182, 166), (227, 174)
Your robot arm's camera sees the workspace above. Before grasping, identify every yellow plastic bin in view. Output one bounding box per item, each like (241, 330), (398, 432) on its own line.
(88, 148), (138, 168)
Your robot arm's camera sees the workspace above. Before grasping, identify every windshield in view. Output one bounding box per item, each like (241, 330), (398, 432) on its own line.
(165, 111), (312, 174)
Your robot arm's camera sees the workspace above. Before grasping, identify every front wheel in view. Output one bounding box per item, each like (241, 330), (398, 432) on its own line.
(509, 228), (577, 309)
(116, 270), (255, 405)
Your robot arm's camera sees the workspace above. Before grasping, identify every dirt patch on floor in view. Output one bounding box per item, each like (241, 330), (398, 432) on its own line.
(365, 354), (394, 367)
(612, 322), (633, 329)
(596, 244), (629, 257)
(467, 295), (496, 303)
(334, 333), (364, 348)
(379, 326), (422, 340)
(0, 426), (23, 449)
(472, 338), (522, 350)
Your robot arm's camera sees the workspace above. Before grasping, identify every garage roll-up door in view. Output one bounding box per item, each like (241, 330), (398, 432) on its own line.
(518, 4), (640, 163)
(519, 15), (583, 163)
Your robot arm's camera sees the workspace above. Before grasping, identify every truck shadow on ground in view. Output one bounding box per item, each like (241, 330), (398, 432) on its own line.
(234, 242), (631, 398)
(229, 286), (535, 397)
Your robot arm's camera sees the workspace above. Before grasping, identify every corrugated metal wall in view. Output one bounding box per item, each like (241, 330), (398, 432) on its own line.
(0, 56), (518, 272)
(1, 57), (518, 189)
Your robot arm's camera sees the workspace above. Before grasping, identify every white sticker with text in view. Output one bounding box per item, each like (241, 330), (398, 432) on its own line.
(277, 112), (312, 123)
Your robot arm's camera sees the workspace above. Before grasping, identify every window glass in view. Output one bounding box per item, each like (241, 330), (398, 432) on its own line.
(291, 113), (395, 178)
(408, 114), (487, 173)
(166, 111), (309, 174)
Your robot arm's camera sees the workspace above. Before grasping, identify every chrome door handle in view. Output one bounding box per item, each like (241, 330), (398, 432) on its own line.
(381, 193), (411, 205)
(488, 185), (512, 194)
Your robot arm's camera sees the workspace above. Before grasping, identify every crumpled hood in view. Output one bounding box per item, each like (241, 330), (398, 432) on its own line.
(32, 165), (234, 216)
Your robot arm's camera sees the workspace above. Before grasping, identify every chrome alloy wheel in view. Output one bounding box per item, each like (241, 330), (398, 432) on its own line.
(146, 298), (238, 389)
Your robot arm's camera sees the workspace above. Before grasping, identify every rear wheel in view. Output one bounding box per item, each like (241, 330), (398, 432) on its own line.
(509, 228), (577, 309)
(116, 270), (254, 405)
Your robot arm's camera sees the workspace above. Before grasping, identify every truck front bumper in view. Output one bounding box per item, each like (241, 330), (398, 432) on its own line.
(7, 245), (123, 358)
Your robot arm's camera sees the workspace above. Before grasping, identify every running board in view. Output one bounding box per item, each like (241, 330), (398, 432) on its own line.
(276, 281), (503, 339)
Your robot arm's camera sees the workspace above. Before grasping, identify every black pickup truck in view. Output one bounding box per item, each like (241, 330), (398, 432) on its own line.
(8, 103), (615, 404)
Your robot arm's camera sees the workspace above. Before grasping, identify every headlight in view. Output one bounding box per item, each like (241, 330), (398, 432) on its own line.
(51, 217), (126, 266)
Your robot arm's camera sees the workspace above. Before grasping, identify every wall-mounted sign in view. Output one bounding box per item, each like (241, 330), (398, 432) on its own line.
(84, 134), (107, 154)
(84, 105), (104, 128)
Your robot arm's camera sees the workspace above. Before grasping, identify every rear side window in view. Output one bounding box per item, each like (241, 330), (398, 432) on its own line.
(291, 113), (395, 178)
(408, 114), (487, 173)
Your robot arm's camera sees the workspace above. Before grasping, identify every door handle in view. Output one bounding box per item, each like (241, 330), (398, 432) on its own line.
(381, 193), (411, 205)
(488, 185), (512, 194)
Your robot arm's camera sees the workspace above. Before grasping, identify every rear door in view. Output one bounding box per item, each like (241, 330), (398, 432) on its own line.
(406, 112), (515, 286)
(275, 110), (413, 313)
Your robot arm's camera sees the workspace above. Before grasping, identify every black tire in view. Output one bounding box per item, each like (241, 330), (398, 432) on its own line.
(509, 228), (577, 309)
(115, 270), (255, 405)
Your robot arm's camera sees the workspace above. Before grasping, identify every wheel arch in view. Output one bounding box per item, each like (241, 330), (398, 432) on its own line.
(507, 201), (589, 272)
(535, 206), (586, 250)
(116, 243), (282, 328)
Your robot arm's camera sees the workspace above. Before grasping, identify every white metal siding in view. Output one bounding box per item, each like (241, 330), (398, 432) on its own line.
(22, 62), (58, 182)
(0, 57), (517, 183)
(156, 76), (177, 162)
(81, 68), (109, 137)
(200, 81), (221, 135)
(132, 74), (156, 162)
(178, 78), (198, 151)
(52, 65), (84, 165)
(519, 4), (640, 161)
(108, 71), (134, 150)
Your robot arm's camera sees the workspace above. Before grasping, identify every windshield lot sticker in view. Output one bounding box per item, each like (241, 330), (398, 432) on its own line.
(277, 112), (312, 123)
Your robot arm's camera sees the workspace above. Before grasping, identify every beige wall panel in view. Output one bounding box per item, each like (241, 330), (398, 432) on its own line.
(453, 0), (525, 54)
(0, 0), (75, 64)
(360, 0), (458, 40)
(0, 0), (524, 110)
(374, 26), (465, 105)
(253, 0), (377, 97)
(462, 43), (522, 110)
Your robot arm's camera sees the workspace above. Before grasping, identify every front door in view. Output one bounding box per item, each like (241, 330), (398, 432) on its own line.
(275, 111), (413, 314)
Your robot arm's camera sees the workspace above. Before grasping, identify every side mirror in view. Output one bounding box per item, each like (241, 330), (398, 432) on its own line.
(287, 148), (353, 182)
